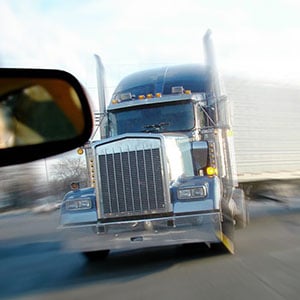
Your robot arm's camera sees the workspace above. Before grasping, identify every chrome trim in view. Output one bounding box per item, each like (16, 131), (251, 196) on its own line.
(94, 135), (172, 219)
(60, 212), (222, 252)
(59, 210), (97, 226)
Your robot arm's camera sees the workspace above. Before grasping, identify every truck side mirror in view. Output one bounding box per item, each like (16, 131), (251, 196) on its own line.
(191, 141), (208, 175)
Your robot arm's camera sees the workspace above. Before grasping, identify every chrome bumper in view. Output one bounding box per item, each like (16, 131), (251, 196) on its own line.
(59, 212), (222, 252)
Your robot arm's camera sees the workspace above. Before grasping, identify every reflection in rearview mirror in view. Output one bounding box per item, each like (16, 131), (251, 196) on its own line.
(0, 68), (93, 167)
(0, 78), (85, 149)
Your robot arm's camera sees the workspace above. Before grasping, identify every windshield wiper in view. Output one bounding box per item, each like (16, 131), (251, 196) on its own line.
(143, 122), (170, 132)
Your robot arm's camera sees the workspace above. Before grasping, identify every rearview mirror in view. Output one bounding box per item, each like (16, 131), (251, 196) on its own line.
(0, 68), (93, 166)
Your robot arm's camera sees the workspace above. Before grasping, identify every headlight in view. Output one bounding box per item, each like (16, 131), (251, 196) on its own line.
(177, 186), (207, 200)
(65, 198), (92, 210)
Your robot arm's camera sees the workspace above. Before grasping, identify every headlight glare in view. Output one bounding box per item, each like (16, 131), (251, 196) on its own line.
(178, 189), (192, 199)
(177, 186), (207, 200)
(65, 198), (92, 210)
(192, 187), (206, 197)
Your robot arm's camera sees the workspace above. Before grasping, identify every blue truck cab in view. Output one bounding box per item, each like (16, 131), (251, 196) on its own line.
(60, 32), (247, 259)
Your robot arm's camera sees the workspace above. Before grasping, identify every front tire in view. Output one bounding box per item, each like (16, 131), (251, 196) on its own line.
(82, 249), (110, 262)
(233, 188), (249, 229)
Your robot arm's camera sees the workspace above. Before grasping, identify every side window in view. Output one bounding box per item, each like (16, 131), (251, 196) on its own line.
(198, 106), (206, 128)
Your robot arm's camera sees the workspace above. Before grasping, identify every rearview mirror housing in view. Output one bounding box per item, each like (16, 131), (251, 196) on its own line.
(0, 68), (93, 166)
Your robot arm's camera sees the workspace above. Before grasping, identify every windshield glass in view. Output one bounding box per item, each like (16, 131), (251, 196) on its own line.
(108, 101), (194, 136)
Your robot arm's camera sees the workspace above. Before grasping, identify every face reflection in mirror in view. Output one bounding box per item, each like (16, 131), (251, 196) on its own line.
(0, 79), (85, 149)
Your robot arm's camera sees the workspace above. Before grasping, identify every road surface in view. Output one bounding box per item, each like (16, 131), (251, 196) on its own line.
(0, 198), (300, 300)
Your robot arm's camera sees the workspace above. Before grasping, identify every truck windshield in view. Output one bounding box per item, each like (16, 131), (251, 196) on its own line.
(108, 101), (194, 136)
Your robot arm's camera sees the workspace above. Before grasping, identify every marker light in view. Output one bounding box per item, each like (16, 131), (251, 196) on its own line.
(171, 86), (184, 94)
(206, 166), (217, 176)
(184, 90), (192, 94)
(77, 147), (84, 155)
(146, 93), (153, 98)
(111, 99), (118, 104)
(155, 93), (162, 98)
(138, 95), (145, 100)
(89, 159), (95, 187)
(120, 92), (132, 101)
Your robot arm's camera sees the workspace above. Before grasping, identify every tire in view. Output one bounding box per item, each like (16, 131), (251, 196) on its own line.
(232, 188), (250, 229)
(82, 249), (110, 262)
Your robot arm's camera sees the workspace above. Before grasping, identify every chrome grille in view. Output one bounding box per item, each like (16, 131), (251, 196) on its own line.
(97, 137), (170, 218)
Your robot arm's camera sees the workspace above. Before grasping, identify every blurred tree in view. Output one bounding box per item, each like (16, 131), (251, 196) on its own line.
(49, 156), (89, 198)
(0, 162), (42, 209)
(0, 155), (89, 210)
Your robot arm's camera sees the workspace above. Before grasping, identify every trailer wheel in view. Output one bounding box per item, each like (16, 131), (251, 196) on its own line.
(233, 188), (249, 229)
(82, 249), (110, 262)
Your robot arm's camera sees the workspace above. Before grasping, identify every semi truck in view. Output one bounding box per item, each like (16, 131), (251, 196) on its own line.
(59, 31), (300, 259)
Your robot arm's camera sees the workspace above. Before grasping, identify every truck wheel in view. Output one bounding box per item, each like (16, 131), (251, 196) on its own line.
(82, 249), (110, 261)
(233, 188), (249, 229)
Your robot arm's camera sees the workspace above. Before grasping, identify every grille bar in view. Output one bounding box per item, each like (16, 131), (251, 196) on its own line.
(98, 139), (169, 218)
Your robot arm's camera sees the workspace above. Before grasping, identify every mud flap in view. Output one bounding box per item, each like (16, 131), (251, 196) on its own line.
(213, 212), (235, 254)
(216, 229), (235, 254)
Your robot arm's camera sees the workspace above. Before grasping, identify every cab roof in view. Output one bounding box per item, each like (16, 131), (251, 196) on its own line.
(111, 64), (209, 101)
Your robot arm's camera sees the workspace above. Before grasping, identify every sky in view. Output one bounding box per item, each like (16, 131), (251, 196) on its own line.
(1, 0), (300, 110)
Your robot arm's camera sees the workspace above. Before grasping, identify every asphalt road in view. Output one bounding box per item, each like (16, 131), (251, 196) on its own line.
(1, 199), (300, 300)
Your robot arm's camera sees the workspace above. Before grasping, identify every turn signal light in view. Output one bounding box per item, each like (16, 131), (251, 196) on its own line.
(206, 166), (217, 176)
(77, 147), (84, 155)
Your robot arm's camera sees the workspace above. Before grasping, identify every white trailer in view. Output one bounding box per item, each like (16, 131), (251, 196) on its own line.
(224, 76), (300, 183)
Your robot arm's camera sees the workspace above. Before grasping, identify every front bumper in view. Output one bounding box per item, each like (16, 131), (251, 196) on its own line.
(59, 212), (222, 252)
